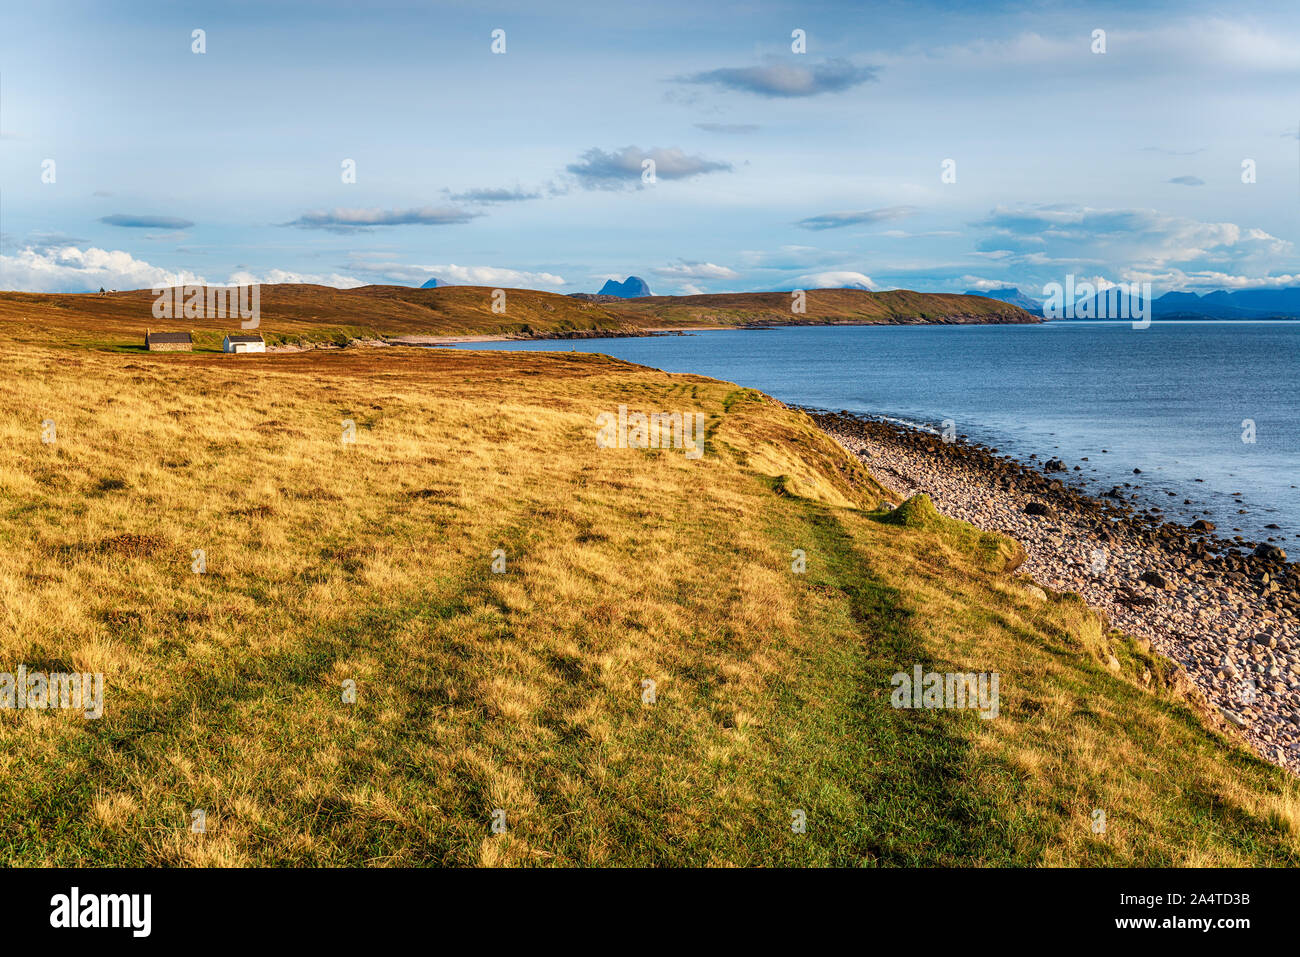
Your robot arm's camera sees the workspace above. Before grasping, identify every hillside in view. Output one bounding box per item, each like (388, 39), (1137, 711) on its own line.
(0, 284), (637, 349)
(604, 289), (1039, 327)
(0, 338), (1294, 865)
(0, 284), (1038, 350)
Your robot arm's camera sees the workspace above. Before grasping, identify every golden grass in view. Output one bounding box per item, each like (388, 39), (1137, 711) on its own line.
(0, 284), (1034, 351)
(610, 288), (1037, 327)
(0, 338), (1295, 866)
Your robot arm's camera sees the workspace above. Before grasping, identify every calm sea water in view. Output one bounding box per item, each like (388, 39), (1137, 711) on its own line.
(459, 322), (1300, 544)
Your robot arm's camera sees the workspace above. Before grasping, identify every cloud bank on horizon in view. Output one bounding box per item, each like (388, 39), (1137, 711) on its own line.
(1, 0), (1299, 298)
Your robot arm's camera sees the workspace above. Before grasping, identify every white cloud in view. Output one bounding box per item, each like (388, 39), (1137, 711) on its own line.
(1120, 268), (1300, 291)
(436, 264), (566, 287)
(737, 246), (852, 270)
(961, 276), (1016, 291)
(975, 205), (1292, 274)
(364, 262), (566, 288)
(0, 245), (367, 293)
(227, 268), (365, 288)
(0, 245), (207, 293)
(793, 271), (878, 290)
(652, 261), (739, 280)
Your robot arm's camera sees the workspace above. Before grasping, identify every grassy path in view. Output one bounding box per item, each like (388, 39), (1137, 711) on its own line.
(0, 342), (1295, 865)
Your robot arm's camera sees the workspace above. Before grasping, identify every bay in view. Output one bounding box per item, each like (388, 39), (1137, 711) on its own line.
(460, 321), (1299, 546)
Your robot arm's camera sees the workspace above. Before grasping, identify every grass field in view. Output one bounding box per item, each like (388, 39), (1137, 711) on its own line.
(0, 284), (1036, 351)
(0, 339), (1296, 866)
(606, 287), (1041, 328)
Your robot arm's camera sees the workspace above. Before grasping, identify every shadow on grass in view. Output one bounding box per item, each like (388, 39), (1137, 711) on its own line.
(785, 503), (1036, 865)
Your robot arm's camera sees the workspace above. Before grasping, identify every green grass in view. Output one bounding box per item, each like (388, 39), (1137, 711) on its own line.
(0, 340), (1294, 866)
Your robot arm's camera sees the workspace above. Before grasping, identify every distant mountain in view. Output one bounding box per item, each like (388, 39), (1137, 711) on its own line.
(1149, 290), (1270, 319)
(1195, 287), (1300, 315)
(964, 287), (1042, 314)
(1050, 286), (1149, 320)
(597, 276), (651, 298)
(1060, 286), (1300, 320)
(1154, 291), (1208, 314)
(419, 277), (448, 289)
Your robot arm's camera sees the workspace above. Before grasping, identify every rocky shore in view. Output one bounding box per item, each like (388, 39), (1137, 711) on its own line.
(810, 410), (1299, 772)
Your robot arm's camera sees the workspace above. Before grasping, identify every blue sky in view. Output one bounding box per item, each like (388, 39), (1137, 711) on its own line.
(2, 0), (1299, 296)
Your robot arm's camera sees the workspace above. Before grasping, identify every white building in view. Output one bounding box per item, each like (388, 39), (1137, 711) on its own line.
(223, 333), (265, 354)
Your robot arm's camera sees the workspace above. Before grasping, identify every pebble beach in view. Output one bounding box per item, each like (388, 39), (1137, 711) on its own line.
(812, 410), (1300, 772)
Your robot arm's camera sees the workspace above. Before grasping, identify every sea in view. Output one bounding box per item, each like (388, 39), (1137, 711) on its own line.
(458, 321), (1299, 545)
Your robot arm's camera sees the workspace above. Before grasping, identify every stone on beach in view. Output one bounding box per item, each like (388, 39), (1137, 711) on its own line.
(1139, 570), (1170, 589)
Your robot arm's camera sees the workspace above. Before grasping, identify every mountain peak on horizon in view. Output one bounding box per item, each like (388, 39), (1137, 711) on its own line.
(419, 277), (447, 289)
(1054, 284), (1300, 319)
(597, 276), (651, 298)
(964, 286), (1043, 313)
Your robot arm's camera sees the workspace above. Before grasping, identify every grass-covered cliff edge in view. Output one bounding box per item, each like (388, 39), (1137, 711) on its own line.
(0, 340), (1295, 866)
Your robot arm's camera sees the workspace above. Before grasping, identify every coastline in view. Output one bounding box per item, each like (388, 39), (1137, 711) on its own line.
(809, 409), (1299, 772)
(268, 328), (708, 351)
(262, 315), (1044, 352)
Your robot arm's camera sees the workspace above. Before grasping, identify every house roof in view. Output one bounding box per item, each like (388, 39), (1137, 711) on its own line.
(225, 333), (264, 342)
(146, 331), (192, 343)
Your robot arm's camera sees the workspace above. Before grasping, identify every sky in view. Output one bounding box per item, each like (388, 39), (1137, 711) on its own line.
(1, 0), (1299, 298)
